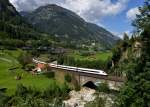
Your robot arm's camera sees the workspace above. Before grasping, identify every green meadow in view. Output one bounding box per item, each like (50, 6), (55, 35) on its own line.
(69, 51), (112, 61)
(0, 50), (61, 95)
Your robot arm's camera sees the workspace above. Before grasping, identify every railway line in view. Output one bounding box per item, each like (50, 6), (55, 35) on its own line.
(33, 59), (125, 82)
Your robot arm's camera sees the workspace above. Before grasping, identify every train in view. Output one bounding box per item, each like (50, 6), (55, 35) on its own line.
(33, 59), (108, 76)
(49, 63), (108, 76)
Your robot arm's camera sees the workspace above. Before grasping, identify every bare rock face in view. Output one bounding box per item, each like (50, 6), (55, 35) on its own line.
(63, 87), (96, 107)
(133, 41), (142, 58)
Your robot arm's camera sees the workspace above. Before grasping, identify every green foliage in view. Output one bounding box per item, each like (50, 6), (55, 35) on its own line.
(42, 82), (60, 98)
(0, 0), (56, 51)
(25, 63), (35, 71)
(97, 83), (110, 93)
(0, 50), (62, 95)
(15, 84), (28, 96)
(17, 52), (32, 68)
(85, 96), (106, 107)
(57, 52), (110, 70)
(0, 0), (40, 41)
(64, 74), (72, 83)
(80, 51), (92, 56)
(112, 46), (121, 65)
(0, 91), (9, 107)
(60, 82), (70, 98)
(109, 33), (134, 76)
(133, 0), (150, 31)
(116, 1), (150, 107)
(1, 83), (70, 107)
(123, 33), (129, 42)
(74, 83), (81, 91)
(44, 72), (55, 78)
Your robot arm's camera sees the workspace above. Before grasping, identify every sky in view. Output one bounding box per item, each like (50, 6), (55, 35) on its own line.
(10, 0), (144, 38)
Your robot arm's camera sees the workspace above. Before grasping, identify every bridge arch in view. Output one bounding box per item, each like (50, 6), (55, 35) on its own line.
(82, 81), (97, 89)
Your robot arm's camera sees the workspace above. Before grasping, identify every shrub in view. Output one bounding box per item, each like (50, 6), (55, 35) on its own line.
(44, 72), (55, 78)
(64, 74), (72, 83)
(75, 84), (81, 91)
(97, 82), (110, 93)
(0, 91), (9, 106)
(42, 83), (60, 97)
(85, 96), (106, 107)
(1, 83), (70, 106)
(60, 82), (70, 99)
(15, 84), (28, 96)
(17, 52), (32, 68)
(25, 64), (35, 71)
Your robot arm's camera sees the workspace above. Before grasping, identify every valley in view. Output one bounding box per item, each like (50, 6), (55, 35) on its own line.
(0, 0), (150, 107)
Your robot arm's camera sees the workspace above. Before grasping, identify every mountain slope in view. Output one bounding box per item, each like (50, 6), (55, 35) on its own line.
(0, 0), (18, 21)
(0, 0), (40, 40)
(23, 4), (119, 48)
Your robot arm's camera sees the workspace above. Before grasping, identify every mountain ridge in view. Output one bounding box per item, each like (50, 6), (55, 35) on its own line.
(22, 4), (120, 48)
(0, 0), (42, 40)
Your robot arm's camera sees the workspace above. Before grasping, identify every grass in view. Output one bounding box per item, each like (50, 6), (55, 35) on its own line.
(69, 51), (112, 62)
(92, 52), (112, 61)
(0, 50), (62, 95)
(0, 49), (111, 95)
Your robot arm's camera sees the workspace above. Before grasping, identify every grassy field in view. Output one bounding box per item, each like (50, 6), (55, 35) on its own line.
(0, 50), (62, 95)
(69, 51), (112, 61)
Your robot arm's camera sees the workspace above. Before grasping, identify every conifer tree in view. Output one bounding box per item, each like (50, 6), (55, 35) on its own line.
(116, 1), (150, 107)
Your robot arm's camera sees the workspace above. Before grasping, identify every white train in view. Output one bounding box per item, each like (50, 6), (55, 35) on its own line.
(49, 64), (108, 76)
(33, 58), (46, 64)
(33, 59), (108, 76)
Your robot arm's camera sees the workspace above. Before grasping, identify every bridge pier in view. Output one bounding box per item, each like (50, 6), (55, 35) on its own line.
(33, 59), (125, 90)
(51, 68), (124, 90)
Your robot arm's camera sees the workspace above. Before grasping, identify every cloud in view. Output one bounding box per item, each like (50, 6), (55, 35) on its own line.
(10, 0), (129, 23)
(112, 30), (132, 38)
(10, 0), (64, 12)
(62, 0), (129, 22)
(112, 31), (124, 38)
(126, 7), (140, 20)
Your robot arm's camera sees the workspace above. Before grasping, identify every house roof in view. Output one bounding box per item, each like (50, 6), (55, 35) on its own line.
(37, 63), (45, 69)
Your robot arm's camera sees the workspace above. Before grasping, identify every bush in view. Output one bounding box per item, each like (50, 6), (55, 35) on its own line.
(15, 84), (28, 96)
(80, 51), (91, 56)
(17, 52), (32, 68)
(42, 82), (70, 98)
(64, 74), (72, 83)
(75, 84), (81, 91)
(97, 83), (110, 93)
(0, 91), (9, 107)
(1, 83), (70, 106)
(85, 96), (106, 107)
(60, 82), (70, 98)
(44, 72), (55, 78)
(42, 82), (60, 97)
(25, 64), (35, 71)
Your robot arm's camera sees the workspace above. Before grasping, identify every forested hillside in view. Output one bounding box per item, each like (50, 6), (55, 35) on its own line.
(109, 1), (150, 106)
(0, 0), (40, 40)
